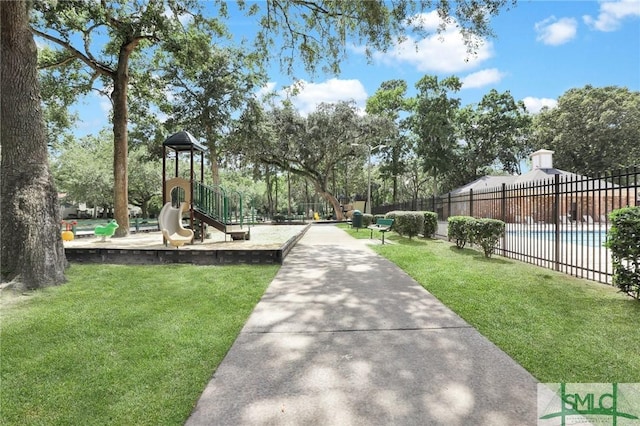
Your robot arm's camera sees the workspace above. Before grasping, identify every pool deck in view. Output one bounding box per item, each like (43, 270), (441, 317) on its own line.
(63, 224), (310, 265)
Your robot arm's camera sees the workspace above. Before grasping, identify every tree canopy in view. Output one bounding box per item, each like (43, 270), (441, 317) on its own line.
(52, 131), (114, 213)
(532, 85), (640, 175)
(448, 89), (531, 189)
(32, 0), (212, 236)
(411, 75), (462, 194)
(31, 0), (516, 235)
(232, 100), (393, 220)
(366, 79), (413, 203)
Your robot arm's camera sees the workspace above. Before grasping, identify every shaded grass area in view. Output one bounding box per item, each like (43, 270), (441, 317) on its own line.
(339, 224), (640, 382)
(0, 264), (278, 425)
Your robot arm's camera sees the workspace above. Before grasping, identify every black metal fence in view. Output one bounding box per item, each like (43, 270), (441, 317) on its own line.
(373, 167), (640, 284)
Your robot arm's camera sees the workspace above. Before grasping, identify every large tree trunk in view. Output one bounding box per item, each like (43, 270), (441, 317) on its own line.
(314, 182), (344, 221)
(141, 200), (149, 219)
(111, 49), (131, 237)
(265, 166), (274, 216)
(0, 1), (66, 290)
(392, 175), (398, 204)
(210, 157), (220, 186)
(206, 130), (221, 186)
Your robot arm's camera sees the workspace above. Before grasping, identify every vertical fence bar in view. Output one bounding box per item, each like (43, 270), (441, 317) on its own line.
(553, 175), (560, 271)
(501, 183), (506, 256)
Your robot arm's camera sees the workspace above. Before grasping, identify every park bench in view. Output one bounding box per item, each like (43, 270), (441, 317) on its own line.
(368, 218), (394, 245)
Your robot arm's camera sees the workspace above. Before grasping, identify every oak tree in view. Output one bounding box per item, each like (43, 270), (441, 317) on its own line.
(410, 75), (462, 195)
(532, 85), (640, 175)
(233, 100), (392, 220)
(366, 79), (413, 203)
(1, 1), (66, 290)
(449, 89), (531, 189)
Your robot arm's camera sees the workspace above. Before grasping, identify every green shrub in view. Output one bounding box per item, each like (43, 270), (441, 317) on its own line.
(384, 211), (399, 230)
(605, 206), (640, 300)
(472, 218), (505, 258)
(423, 211), (438, 238)
(362, 213), (374, 227)
(403, 212), (424, 239)
(387, 211), (422, 239)
(448, 216), (475, 248)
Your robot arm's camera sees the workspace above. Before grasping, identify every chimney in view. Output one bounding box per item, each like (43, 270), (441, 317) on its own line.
(531, 149), (554, 170)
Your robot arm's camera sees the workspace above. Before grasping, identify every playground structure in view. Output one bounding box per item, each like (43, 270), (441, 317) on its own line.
(162, 131), (249, 245)
(158, 202), (194, 248)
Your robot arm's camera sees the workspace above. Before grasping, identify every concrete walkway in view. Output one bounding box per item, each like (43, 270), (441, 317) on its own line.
(186, 224), (539, 425)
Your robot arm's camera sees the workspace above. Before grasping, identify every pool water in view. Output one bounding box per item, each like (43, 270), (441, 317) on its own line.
(507, 230), (608, 247)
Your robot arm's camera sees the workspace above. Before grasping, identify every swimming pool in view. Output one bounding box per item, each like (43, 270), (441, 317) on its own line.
(507, 230), (609, 247)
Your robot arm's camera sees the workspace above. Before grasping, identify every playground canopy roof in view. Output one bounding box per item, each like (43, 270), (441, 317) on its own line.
(162, 131), (207, 153)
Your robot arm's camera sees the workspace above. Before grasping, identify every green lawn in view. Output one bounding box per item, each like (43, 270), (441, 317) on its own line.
(3, 228), (638, 424)
(340, 224), (640, 383)
(0, 264), (278, 425)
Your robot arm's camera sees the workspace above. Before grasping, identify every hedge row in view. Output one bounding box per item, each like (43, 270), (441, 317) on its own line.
(448, 216), (505, 258)
(382, 211), (438, 239)
(605, 206), (640, 300)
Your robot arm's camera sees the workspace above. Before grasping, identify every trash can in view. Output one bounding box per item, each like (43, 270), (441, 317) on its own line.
(352, 209), (363, 229)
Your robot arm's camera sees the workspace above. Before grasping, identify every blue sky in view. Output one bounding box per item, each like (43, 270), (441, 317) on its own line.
(70, 0), (640, 134)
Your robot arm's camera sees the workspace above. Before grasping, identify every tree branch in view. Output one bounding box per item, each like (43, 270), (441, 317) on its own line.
(38, 54), (76, 70)
(31, 28), (114, 77)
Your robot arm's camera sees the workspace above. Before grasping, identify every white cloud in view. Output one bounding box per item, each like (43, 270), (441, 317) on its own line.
(410, 11), (450, 31)
(285, 79), (368, 116)
(522, 97), (558, 114)
(584, 0), (640, 31)
(461, 68), (506, 89)
(535, 16), (578, 46)
(371, 11), (494, 73)
(163, 6), (193, 26)
(255, 82), (277, 101)
(99, 99), (112, 113)
(35, 39), (51, 50)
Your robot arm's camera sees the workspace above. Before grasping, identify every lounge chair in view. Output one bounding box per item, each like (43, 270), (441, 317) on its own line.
(583, 215), (595, 224)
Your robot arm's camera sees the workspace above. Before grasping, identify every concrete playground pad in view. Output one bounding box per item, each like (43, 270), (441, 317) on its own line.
(186, 224), (538, 425)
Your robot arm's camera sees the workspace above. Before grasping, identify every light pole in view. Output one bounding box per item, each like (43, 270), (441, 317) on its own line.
(352, 143), (386, 214)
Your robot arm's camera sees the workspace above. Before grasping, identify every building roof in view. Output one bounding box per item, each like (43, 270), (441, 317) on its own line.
(449, 148), (621, 194)
(450, 167), (616, 195)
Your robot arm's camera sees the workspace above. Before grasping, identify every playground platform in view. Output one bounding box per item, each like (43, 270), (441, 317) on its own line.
(63, 224), (310, 265)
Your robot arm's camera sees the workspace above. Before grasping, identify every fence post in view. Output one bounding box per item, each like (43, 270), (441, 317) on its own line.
(501, 183), (506, 256)
(469, 189), (474, 217)
(447, 192), (451, 218)
(554, 174), (560, 272)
